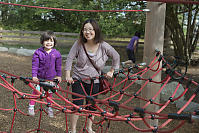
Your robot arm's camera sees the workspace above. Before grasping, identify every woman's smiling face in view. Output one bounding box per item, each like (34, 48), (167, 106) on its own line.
(83, 23), (95, 41)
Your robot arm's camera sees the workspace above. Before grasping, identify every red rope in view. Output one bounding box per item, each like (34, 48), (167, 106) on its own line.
(0, 2), (146, 12)
(0, 0), (197, 15)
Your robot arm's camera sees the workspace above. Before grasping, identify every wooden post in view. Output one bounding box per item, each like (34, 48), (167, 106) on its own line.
(140, 2), (166, 127)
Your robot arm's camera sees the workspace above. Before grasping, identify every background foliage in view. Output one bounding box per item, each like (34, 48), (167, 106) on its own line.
(0, 0), (146, 37)
(0, 0), (199, 62)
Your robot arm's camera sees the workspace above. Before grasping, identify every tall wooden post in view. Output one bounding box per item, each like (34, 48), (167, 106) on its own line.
(141, 2), (166, 127)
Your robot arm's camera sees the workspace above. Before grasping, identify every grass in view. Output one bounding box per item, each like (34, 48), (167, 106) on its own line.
(0, 37), (145, 55)
(1, 43), (71, 55)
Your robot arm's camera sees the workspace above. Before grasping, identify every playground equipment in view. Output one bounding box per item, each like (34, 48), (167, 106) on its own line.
(0, 51), (199, 133)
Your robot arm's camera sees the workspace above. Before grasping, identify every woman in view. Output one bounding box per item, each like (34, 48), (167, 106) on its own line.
(65, 19), (120, 133)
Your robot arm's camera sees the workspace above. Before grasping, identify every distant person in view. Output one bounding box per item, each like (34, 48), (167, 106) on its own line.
(28, 31), (62, 118)
(121, 31), (141, 67)
(65, 19), (120, 133)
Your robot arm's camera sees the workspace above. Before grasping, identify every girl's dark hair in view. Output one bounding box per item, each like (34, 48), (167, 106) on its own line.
(40, 31), (57, 46)
(134, 31), (141, 38)
(79, 19), (103, 44)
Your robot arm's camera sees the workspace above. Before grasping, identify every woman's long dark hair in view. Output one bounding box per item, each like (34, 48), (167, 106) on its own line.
(79, 19), (103, 45)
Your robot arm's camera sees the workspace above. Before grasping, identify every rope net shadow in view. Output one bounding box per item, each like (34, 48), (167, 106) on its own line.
(0, 51), (199, 133)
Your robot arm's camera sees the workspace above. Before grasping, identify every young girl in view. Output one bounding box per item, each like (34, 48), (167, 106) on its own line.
(28, 31), (62, 117)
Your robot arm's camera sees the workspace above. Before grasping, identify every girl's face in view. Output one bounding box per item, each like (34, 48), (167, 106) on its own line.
(43, 38), (54, 50)
(83, 23), (95, 41)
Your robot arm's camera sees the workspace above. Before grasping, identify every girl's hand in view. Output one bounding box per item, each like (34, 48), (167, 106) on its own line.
(32, 77), (39, 82)
(134, 49), (136, 54)
(55, 76), (62, 83)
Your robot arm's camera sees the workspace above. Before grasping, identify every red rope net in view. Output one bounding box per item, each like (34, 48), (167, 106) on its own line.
(0, 51), (199, 133)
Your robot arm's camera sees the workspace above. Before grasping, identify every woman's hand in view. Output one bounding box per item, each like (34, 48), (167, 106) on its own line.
(105, 68), (114, 79)
(65, 76), (74, 84)
(65, 70), (74, 84)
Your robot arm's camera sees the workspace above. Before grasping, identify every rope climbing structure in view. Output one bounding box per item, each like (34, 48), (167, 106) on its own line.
(0, 51), (199, 133)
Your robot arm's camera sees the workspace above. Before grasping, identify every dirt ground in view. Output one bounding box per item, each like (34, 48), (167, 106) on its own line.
(0, 52), (199, 133)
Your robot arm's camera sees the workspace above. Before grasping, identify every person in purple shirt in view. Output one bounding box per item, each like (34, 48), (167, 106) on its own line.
(28, 31), (62, 118)
(121, 31), (141, 67)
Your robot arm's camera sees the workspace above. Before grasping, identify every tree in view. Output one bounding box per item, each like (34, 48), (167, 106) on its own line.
(165, 4), (199, 62)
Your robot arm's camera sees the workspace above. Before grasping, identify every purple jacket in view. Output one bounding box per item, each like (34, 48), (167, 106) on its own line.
(32, 47), (62, 80)
(126, 36), (139, 51)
